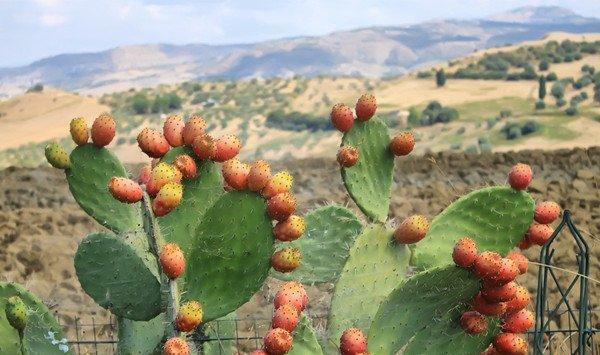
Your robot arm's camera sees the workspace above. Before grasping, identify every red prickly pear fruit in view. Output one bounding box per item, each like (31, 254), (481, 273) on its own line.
(330, 103), (354, 133)
(267, 192), (297, 221)
(526, 223), (553, 246)
(173, 154), (197, 180)
(247, 160), (272, 192)
(262, 171), (293, 198)
(264, 328), (293, 355)
(481, 344), (501, 355)
(213, 134), (241, 162)
(192, 134), (217, 160)
(163, 337), (189, 355)
(45, 142), (70, 169)
(394, 215), (429, 244)
(250, 350), (268, 355)
(340, 328), (367, 355)
(493, 333), (528, 355)
(473, 251), (502, 279)
(502, 309), (534, 333)
(175, 300), (203, 332)
(390, 132), (415, 156)
(517, 235), (532, 250)
(91, 113), (116, 147)
(137, 128), (170, 158)
(273, 215), (305, 242)
(337, 145), (359, 167)
(484, 258), (519, 286)
(271, 303), (299, 332)
(274, 281), (308, 312)
(70, 117), (89, 146)
(108, 177), (143, 203)
(452, 237), (478, 268)
(163, 115), (185, 147)
(505, 285), (531, 314)
(472, 292), (507, 316)
(159, 243), (185, 279)
(459, 311), (488, 334)
(138, 164), (152, 185)
(508, 163), (532, 190)
(271, 248), (301, 273)
(355, 93), (377, 121)
(147, 163), (181, 196)
(182, 115), (206, 146)
(506, 251), (528, 274)
(222, 159), (250, 190)
(534, 201), (560, 224)
(153, 182), (183, 216)
(481, 281), (518, 303)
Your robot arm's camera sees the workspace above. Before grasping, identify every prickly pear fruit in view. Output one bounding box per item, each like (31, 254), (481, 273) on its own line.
(70, 117), (89, 146)
(505, 285), (530, 314)
(481, 344), (501, 355)
(273, 215), (305, 242)
(45, 142), (70, 169)
(271, 248), (301, 273)
(213, 134), (241, 162)
(506, 251), (528, 274)
(459, 311), (487, 334)
(159, 243), (185, 279)
(493, 333), (528, 355)
(473, 251), (502, 279)
(108, 177), (143, 203)
(330, 103), (354, 133)
(91, 113), (116, 147)
(175, 300), (203, 332)
(173, 154), (197, 180)
(262, 171), (293, 198)
(508, 163), (532, 190)
(163, 114), (185, 147)
(247, 160), (272, 192)
(482, 281), (518, 303)
(267, 192), (297, 221)
(271, 303), (299, 332)
(147, 162), (181, 196)
(526, 223), (553, 246)
(472, 292), (506, 316)
(394, 215), (429, 244)
(250, 350), (268, 355)
(192, 134), (216, 160)
(222, 159), (250, 190)
(355, 93), (376, 121)
(337, 145), (359, 167)
(452, 237), (478, 268)
(340, 328), (368, 355)
(5, 296), (27, 331)
(264, 328), (293, 355)
(182, 115), (206, 146)
(534, 201), (560, 224)
(517, 236), (532, 250)
(484, 258), (519, 286)
(137, 128), (170, 158)
(153, 182), (183, 216)
(502, 309), (534, 333)
(274, 281), (308, 312)
(138, 163), (152, 185)
(390, 132), (415, 156)
(163, 337), (189, 355)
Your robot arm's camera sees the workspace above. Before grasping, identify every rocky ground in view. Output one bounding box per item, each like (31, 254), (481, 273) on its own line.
(0, 147), (598, 354)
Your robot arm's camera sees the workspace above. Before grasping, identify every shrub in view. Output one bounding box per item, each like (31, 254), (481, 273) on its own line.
(521, 120), (539, 135)
(573, 75), (592, 89)
(546, 72), (558, 81)
(265, 110), (332, 131)
(556, 98), (567, 107)
(417, 71), (433, 78)
(538, 60), (549, 71)
(26, 83), (44, 93)
(499, 109), (512, 118)
(407, 107), (421, 126)
(550, 82), (565, 100)
(535, 100), (546, 110)
(566, 105), (578, 116)
(436, 69), (446, 87)
(456, 126), (466, 135)
(486, 117), (498, 129)
(465, 144), (479, 154)
(131, 93), (151, 114)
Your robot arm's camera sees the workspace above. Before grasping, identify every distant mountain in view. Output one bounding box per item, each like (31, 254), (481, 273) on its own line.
(0, 6), (599, 96)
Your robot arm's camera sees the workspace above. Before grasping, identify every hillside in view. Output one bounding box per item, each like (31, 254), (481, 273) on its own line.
(0, 6), (599, 96)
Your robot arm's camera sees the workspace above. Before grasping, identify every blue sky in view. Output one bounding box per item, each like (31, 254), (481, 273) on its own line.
(0, 0), (599, 67)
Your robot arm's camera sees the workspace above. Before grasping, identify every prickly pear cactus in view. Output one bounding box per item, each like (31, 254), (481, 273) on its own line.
(288, 314), (324, 355)
(117, 315), (165, 355)
(202, 312), (236, 355)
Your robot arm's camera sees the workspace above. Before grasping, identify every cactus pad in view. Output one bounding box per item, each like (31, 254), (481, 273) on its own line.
(66, 144), (141, 233)
(203, 312), (236, 355)
(117, 315), (165, 355)
(411, 186), (534, 269)
(341, 117), (394, 222)
(368, 266), (499, 355)
(21, 312), (71, 354)
(272, 205), (362, 284)
(74, 232), (162, 321)
(183, 190), (273, 322)
(288, 314), (324, 355)
(327, 224), (410, 348)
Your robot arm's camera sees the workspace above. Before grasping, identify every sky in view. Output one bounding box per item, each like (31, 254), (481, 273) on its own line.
(0, 0), (599, 67)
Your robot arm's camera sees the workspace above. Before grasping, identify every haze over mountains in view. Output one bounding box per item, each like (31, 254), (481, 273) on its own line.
(0, 6), (599, 97)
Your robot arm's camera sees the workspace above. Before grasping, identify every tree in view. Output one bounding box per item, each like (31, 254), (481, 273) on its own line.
(594, 82), (600, 104)
(538, 60), (549, 71)
(550, 82), (565, 100)
(436, 69), (446, 87)
(131, 93), (150, 114)
(538, 76), (546, 100)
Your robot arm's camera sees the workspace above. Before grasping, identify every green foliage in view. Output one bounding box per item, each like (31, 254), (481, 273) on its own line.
(203, 312), (236, 355)
(538, 75), (546, 99)
(416, 70), (433, 78)
(26, 83), (44, 93)
(500, 120), (539, 140)
(151, 92), (182, 113)
(266, 110), (332, 131)
(131, 93), (151, 114)
(117, 315), (165, 355)
(550, 82), (565, 100)
(556, 98), (567, 108)
(538, 59), (549, 71)
(288, 314), (324, 355)
(546, 72), (558, 81)
(435, 69), (446, 87)
(407, 106), (421, 126)
(566, 105), (578, 116)
(535, 99), (546, 110)
(419, 101), (459, 126)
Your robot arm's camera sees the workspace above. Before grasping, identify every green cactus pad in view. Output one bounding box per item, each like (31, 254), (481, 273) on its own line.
(158, 146), (224, 252)
(367, 266), (500, 355)
(272, 205), (363, 284)
(21, 312), (72, 355)
(327, 224), (410, 349)
(288, 314), (324, 355)
(341, 117), (394, 222)
(184, 190), (273, 322)
(117, 315), (165, 355)
(66, 143), (141, 233)
(203, 312), (236, 355)
(74, 232), (162, 321)
(0, 282), (70, 355)
(411, 186), (534, 269)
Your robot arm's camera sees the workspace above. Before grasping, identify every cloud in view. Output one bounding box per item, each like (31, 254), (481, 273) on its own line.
(34, 0), (63, 7)
(39, 13), (67, 26)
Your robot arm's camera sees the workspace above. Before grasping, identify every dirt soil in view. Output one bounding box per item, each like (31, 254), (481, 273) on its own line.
(0, 147), (598, 353)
